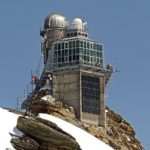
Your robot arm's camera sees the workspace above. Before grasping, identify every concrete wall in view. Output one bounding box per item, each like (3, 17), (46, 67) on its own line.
(53, 71), (81, 118)
(53, 70), (106, 127)
(80, 72), (106, 127)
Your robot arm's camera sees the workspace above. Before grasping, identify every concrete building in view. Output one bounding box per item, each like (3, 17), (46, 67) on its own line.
(23, 12), (112, 127)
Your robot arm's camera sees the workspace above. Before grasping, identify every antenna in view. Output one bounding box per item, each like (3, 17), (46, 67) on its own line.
(16, 96), (19, 110)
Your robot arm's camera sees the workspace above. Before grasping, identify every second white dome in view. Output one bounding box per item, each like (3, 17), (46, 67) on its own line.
(72, 18), (83, 30)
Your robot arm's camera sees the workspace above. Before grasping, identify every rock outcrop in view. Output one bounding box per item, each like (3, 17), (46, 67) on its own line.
(11, 115), (80, 150)
(9, 95), (144, 150)
(28, 96), (144, 150)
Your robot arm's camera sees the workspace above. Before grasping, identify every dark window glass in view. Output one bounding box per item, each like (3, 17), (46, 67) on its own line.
(58, 57), (61, 62)
(73, 49), (76, 55)
(54, 44), (57, 50)
(69, 56), (72, 61)
(62, 50), (64, 56)
(100, 52), (102, 58)
(87, 42), (89, 49)
(76, 48), (79, 54)
(84, 49), (86, 55)
(65, 43), (68, 48)
(69, 42), (72, 48)
(69, 49), (72, 55)
(58, 50), (61, 56)
(97, 52), (100, 57)
(58, 43), (61, 50)
(76, 55), (79, 60)
(73, 55), (76, 60)
(54, 51), (57, 57)
(76, 40), (79, 47)
(80, 41), (83, 47)
(73, 41), (76, 47)
(65, 50), (68, 56)
(100, 59), (103, 64)
(84, 41), (86, 48)
(93, 43), (96, 50)
(62, 43), (64, 49)
(100, 45), (102, 51)
(65, 57), (68, 61)
(82, 75), (100, 114)
(74, 32), (77, 36)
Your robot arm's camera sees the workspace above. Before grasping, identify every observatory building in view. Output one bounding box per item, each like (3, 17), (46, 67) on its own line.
(23, 13), (112, 127)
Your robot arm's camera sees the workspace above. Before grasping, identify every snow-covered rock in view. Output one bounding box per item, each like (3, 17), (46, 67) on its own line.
(0, 108), (23, 150)
(39, 113), (114, 150)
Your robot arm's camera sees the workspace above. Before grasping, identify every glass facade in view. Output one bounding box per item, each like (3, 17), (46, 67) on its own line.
(51, 38), (104, 70)
(82, 75), (100, 114)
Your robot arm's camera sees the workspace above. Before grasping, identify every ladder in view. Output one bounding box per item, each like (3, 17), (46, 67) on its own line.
(22, 48), (53, 109)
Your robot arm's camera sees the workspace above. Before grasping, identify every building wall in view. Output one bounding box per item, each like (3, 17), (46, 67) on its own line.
(80, 72), (106, 127)
(52, 70), (106, 126)
(53, 70), (81, 118)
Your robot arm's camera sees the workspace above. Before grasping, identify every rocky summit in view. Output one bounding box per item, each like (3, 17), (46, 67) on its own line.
(9, 95), (144, 150)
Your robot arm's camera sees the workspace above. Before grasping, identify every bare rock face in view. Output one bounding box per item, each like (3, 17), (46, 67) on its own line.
(9, 96), (144, 150)
(27, 97), (144, 150)
(30, 97), (75, 121)
(11, 135), (39, 150)
(16, 116), (80, 150)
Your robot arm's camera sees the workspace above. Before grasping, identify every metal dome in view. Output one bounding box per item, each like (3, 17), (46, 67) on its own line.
(44, 13), (68, 29)
(72, 18), (83, 30)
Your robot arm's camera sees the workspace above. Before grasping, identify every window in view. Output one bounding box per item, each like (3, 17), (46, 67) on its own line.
(69, 56), (72, 61)
(87, 42), (89, 49)
(58, 50), (61, 56)
(73, 41), (76, 47)
(82, 75), (100, 114)
(84, 41), (86, 48)
(62, 43), (64, 49)
(58, 43), (61, 50)
(54, 44), (57, 50)
(69, 41), (72, 48)
(76, 48), (79, 54)
(90, 43), (93, 49)
(65, 43), (68, 48)
(76, 40), (79, 47)
(76, 55), (79, 60)
(65, 57), (68, 61)
(74, 32), (77, 36)
(100, 52), (102, 58)
(80, 41), (83, 47)
(62, 50), (64, 56)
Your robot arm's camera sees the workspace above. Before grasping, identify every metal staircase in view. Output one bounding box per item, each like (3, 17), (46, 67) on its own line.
(21, 49), (53, 109)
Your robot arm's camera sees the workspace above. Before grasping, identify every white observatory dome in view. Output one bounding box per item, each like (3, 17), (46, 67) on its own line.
(44, 13), (68, 29)
(72, 18), (83, 30)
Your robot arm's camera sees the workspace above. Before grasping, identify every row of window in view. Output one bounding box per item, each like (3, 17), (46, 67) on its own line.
(66, 32), (88, 37)
(54, 40), (102, 51)
(53, 57), (103, 66)
(54, 49), (103, 58)
(82, 75), (100, 114)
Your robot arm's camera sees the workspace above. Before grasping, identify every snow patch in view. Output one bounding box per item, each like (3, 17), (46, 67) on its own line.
(0, 107), (24, 150)
(39, 113), (114, 150)
(41, 95), (55, 103)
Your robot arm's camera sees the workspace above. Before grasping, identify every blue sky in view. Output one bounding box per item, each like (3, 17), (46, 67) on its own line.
(0, 0), (149, 149)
